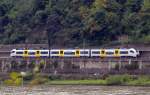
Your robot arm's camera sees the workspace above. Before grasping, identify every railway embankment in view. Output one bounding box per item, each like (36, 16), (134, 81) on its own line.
(0, 44), (150, 75)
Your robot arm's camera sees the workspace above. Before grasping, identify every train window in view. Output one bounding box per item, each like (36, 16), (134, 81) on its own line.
(76, 51), (80, 54)
(36, 51), (40, 54)
(64, 52), (75, 55)
(80, 51), (88, 54)
(120, 51), (128, 54)
(16, 52), (23, 54)
(28, 52), (35, 55)
(92, 51), (100, 54)
(115, 50), (119, 54)
(101, 50), (105, 54)
(60, 50), (64, 54)
(130, 50), (135, 53)
(11, 51), (15, 53)
(106, 52), (114, 55)
(51, 51), (59, 54)
(41, 51), (48, 54)
(24, 51), (28, 54)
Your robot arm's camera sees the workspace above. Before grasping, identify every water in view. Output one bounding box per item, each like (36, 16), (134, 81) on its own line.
(0, 85), (150, 95)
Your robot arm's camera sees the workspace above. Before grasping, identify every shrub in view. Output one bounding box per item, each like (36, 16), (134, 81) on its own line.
(10, 72), (21, 80)
(4, 79), (13, 85)
(4, 72), (22, 86)
(128, 76), (150, 86)
(106, 75), (132, 85)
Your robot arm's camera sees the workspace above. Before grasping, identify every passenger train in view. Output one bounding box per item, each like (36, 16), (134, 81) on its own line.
(10, 48), (140, 58)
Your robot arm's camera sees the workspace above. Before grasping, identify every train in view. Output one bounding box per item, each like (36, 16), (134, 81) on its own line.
(10, 48), (140, 58)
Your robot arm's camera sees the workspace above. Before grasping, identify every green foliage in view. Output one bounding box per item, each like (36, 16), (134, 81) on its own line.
(10, 72), (21, 80)
(48, 79), (107, 85)
(142, 0), (150, 11)
(47, 75), (150, 86)
(106, 75), (132, 85)
(0, 0), (149, 45)
(4, 72), (22, 86)
(127, 76), (150, 86)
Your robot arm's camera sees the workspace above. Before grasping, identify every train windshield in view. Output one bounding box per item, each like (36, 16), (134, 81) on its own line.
(11, 51), (15, 53)
(130, 50), (135, 53)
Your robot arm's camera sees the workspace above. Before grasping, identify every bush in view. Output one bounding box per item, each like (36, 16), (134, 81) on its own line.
(106, 75), (132, 85)
(128, 76), (150, 86)
(10, 72), (21, 80)
(4, 72), (22, 86)
(4, 79), (14, 85)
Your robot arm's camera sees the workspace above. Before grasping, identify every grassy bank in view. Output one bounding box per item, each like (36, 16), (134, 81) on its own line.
(47, 80), (107, 85)
(47, 75), (150, 86)
(2, 72), (150, 86)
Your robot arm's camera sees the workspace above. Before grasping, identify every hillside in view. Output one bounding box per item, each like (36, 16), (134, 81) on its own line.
(0, 0), (150, 47)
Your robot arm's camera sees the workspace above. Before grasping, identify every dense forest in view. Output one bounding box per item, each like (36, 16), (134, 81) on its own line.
(0, 0), (150, 47)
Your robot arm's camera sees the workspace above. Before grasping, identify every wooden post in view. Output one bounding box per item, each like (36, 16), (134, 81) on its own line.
(44, 59), (47, 70)
(139, 60), (142, 70)
(108, 60), (111, 70)
(26, 60), (30, 70)
(129, 59), (131, 65)
(1, 60), (5, 72)
(119, 60), (121, 70)
(18, 60), (21, 70)
(8, 61), (11, 71)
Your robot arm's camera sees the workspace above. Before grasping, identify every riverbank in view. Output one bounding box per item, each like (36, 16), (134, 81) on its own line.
(2, 72), (150, 86)
(1, 85), (150, 95)
(47, 75), (150, 86)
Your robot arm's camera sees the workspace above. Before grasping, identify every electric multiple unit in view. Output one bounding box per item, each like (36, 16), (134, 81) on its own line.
(10, 48), (139, 58)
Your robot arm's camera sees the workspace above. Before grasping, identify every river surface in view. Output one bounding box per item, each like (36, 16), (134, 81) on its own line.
(0, 85), (150, 95)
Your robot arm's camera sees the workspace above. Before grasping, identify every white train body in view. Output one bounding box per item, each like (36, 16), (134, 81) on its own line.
(10, 48), (139, 58)
(91, 48), (139, 57)
(10, 49), (49, 57)
(50, 49), (90, 57)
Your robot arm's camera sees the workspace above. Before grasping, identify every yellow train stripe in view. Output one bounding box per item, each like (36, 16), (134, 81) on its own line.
(100, 49), (106, 57)
(36, 50), (40, 57)
(23, 50), (28, 57)
(59, 50), (64, 57)
(114, 49), (120, 57)
(75, 49), (80, 57)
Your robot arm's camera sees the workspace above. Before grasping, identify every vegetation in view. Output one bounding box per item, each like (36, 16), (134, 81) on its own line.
(48, 79), (106, 85)
(4, 72), (22, 86)
(0, 0), (149, 46)
(47, 75), (150, 86)
(2, 72), (150, 86)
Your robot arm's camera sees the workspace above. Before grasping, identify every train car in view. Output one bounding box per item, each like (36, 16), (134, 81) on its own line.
(10, 48), (139, 58)
(10, 49), (49, 57)
(91, 48), (139, 57)
(50, 49), (90, 57)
